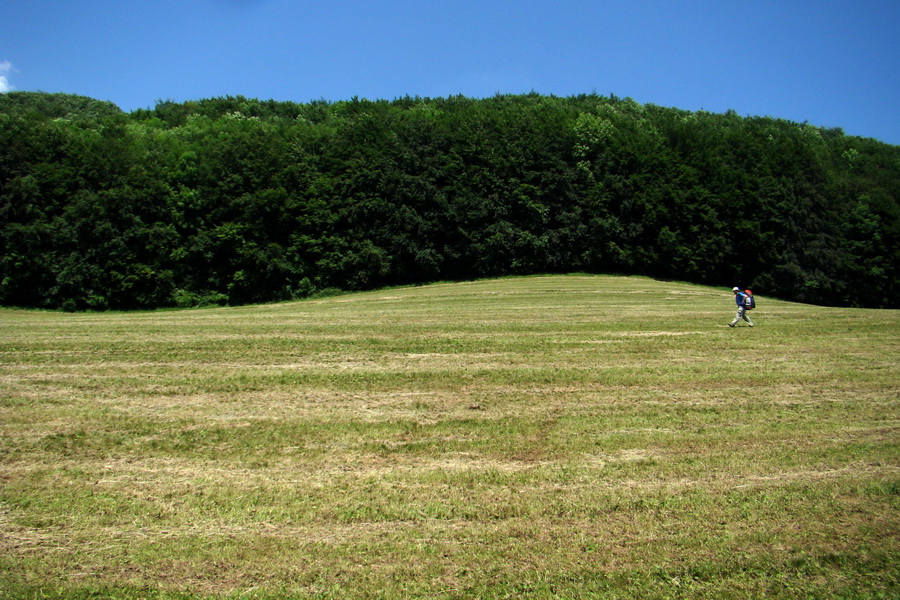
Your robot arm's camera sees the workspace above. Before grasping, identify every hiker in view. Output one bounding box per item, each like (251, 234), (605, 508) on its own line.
(729, 287), (754, 327)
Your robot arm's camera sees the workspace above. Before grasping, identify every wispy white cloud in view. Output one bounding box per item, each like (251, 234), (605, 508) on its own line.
(0, 61), (13, 93)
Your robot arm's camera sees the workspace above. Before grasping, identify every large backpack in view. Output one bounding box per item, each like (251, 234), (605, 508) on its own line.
(743, 289), (756, 310)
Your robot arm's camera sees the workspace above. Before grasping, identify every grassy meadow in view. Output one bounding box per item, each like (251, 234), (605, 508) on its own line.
(0, 274), (897, 599)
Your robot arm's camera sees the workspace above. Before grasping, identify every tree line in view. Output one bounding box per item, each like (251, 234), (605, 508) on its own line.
(1, 91), (897, 310)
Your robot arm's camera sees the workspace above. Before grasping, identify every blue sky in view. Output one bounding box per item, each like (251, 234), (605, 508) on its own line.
(2, 0), (898, 144)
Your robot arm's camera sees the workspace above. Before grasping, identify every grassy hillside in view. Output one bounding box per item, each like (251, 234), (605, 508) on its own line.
(0, 275), (897, 599)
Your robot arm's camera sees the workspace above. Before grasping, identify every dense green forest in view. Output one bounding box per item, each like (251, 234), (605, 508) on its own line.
(1, 91), (897, 310)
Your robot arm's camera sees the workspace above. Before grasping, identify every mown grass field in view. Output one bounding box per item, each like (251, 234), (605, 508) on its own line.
(0, 274), (897, 599)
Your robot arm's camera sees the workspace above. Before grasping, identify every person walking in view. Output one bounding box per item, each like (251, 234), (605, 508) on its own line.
(729, 287), (754, 327)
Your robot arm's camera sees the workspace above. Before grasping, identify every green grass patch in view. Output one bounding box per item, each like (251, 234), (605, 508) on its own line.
(1, 275), (897, 598)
